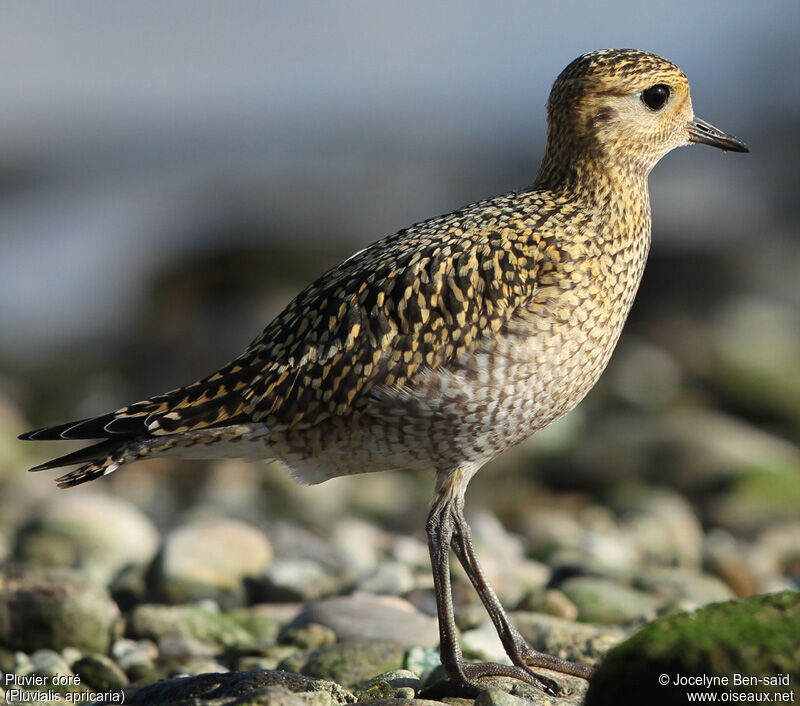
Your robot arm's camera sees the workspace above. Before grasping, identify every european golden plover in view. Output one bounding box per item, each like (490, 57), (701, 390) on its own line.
(21, 49), (748, 695)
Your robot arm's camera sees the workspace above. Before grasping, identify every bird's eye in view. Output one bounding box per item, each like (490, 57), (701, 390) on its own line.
(641, 84), (670, 111)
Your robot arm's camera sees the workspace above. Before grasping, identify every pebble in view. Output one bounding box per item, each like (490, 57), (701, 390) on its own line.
(279, 623), (337, 650)
(355, 670), (424, 701)
(712, 297), (800, 425)
(519, 588), (579, 621)
(29, 649), (88, 697)
(30, 648), (73, 677)
(510, 611), (628, 666)
(615, 488), (703, 568)
(283, 594), (439, 647)
(234, 646), (300, 672)
(632, 567), (734, 607)
(460, 673), (587, 706)
(129, 603), (271, 652)
(709, 466), (800, 535)
(15, 491), (160, 585)
(557, 577), (659, 624)
(11, 651), (34, 677)
(157, 633), (219, 659)
(111, 638), (159, 670)
(474, 689), (533, 706)
(460, 622), (507, 662)
(706, 549), (761, 597)
(253, 558), (343, 602)
(667, 409), (800, 492)
(356, 560), (416, 595)
(607, 340), (682, 411)
(329, 518), (386, 573)
(477, 557), (550, 608)
(279, 641), (407, 689)
(154, 518), (273, 606)
(467, 509), (525, 562)
(110, 563), (149, 610)
(172, 658), (230, 676)
(755, 522), (800, 579)
(122, 669), (356, 706)
(10, 332), (800, 706)
(60, 646), (83, 667)
(72, 653), (129, 690)
(520, 506), (634, 569)
(225, 605), (285, 644)
(577, 529), (639, 572)
(0, 565), (121, 653)
(387, 535), (430, 571)
(403, 646), (441, 681)
(267, 520), (350, 576)
(357, 700), (441, 706)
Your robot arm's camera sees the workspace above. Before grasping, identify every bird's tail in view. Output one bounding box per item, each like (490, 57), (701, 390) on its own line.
(19, 355), (272, 487)
(23, 423), (264, 488)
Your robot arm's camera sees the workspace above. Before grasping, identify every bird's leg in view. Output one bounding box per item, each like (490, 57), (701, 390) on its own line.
(422, 490), (475, 697)
(421, 475), (565, 698)
(449, 505), (594, 681)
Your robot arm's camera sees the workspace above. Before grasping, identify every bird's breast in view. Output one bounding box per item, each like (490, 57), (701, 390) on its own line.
(371, 226), (651, 463)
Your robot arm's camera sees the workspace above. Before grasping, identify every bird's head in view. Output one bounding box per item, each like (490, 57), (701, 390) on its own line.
(537, 49), (748, 187)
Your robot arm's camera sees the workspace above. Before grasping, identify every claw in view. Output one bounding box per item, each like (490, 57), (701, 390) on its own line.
(420, 661), (564, 699)
(518, 645), (594, 681)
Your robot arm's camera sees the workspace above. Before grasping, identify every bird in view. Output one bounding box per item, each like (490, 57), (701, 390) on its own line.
(20, 49), (748, 696)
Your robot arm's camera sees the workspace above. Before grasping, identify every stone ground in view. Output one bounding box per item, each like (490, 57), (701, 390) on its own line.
(0, 446), (798, 705)
(2, 291), (800, 704)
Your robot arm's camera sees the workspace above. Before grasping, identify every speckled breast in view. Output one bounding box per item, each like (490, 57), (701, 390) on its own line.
(364, 229), (650, 472)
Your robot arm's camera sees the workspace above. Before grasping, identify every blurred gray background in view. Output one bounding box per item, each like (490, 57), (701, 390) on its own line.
(2, 2), (799, 537)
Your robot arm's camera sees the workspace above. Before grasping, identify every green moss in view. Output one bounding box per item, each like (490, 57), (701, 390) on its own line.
(586, 591), (800, 706)
(0, 566), (121, 654)
(129, 604), (255, 650)
(73, 654), (129, 691)
(733, 469), (800, 511)
(226, 607), (283, 645)
(279, 641), (406, 689)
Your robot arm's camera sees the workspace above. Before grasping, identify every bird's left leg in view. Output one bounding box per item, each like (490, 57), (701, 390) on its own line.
(421, 468), (562, 699)
(449, 503), (594, 681)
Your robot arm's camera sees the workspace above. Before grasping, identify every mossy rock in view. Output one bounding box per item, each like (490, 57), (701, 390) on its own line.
(279, 641), (406, 689)
(0, 565), (121, 653)
(123, 669), (355, 705)
(558, 577), (659, 624)
(586, 591), (800, 706)
(129, 604), (278, 651)
(711, 468), (800, 533)
(73, 653), (129, 691)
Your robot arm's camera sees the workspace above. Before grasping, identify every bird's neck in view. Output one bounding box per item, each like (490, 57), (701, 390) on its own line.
(533, 146), (652, 238)
(535, 148), (648, 205)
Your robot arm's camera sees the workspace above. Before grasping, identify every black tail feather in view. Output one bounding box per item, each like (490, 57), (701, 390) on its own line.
(28, 439), (122, 472)
(19, 413), (126, 441)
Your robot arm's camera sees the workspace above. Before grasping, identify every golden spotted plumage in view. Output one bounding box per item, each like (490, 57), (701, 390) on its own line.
(22, 49), (747, 694)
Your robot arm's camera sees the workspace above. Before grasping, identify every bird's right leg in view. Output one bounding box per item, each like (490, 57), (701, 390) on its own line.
(449, 503), (594, 681)
(420, 470), (562, 698)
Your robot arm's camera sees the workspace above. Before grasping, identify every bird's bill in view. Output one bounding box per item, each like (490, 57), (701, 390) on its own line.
(687, 117), (749, 153)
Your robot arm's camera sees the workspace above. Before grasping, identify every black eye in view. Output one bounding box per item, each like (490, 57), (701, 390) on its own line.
(641, 84), (670, 111)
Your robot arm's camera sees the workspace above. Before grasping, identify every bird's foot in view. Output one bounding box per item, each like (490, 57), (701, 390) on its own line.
(419, 661), (562, 699)
(516, 644), (594, 680)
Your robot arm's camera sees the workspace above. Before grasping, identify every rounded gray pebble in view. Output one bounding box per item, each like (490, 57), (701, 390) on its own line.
(284, 594), (439, 647)
(154, 518), (273, 607)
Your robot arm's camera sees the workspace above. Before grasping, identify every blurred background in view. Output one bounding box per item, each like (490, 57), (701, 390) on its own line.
(1, 0), (799, 631)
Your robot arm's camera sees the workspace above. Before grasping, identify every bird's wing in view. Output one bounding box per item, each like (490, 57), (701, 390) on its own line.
(23, 193), (555, 442)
